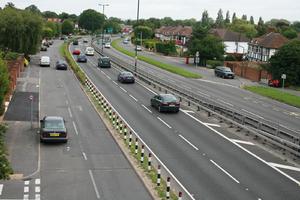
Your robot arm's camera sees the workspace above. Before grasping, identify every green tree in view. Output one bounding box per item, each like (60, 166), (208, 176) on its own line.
(42, 11), (58, 18)
(266, 19), (290, 32)
(291, 21), (300, 32)
(224, 11), (230, 25)
(42, 27), (54, 38)
(61, 19), (74, 35)
(134, 26), (153, 39)
(0, 56), (9, 115)
(215, 9), (224, 28)
(256, 17), (267, 36)
(104, 20), (121, 34)
(250, 16), (254, 25)
(59, 12), (69, 20)
(281, 28), (298, 39)
(232, 12), (237, 22)
(201, 10), (210, 27)
(78, 9), (104, 33)
(45, 21), (59, 37)
(269, 40), (300, 86)
(161, 17), (175, 26)
(188, 23), (224, 66)
(68, 14), (78, 23)
(25, 4), (41, 14)
(242, 14), (247, 21)
(229, 19), (257, 38)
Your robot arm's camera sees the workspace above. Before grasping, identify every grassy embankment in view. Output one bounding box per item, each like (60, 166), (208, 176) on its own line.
(111, 39), (202, 79)
(244, 86), (300, 108)
(0, 123), (13, 179)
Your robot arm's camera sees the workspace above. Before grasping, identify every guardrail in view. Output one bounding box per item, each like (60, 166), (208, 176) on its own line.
(92, 40), (300, 157)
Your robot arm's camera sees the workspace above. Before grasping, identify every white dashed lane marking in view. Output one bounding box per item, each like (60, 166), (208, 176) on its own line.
(73, 121), (79, 135)
(129, 94), (138, 102)
(142, 104), (152, 113)
(210, 159), (240, 184)
(120, 87), (127, 93)
(157, 117), (172, 128)
(179, 134), (199, 150)
(68, 107), (73, 118)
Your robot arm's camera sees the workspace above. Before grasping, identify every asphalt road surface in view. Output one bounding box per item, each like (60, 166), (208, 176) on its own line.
(100, 38), (300, 134)
(0, 39), (152, 200)
(71, 38), (300, 200)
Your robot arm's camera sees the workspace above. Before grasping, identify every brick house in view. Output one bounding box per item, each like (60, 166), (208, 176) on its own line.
(155, 26), (192, 46)
(246, 32), (289, 62)
(210, 28), (250, 55)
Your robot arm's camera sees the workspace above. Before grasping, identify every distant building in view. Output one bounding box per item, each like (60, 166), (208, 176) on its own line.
(247, 32), (289, 62)
(47, 18), (62, 23)
(155, 26), (192, 46)
(121, 25), (133, 33)
(210, 28), (250, 55)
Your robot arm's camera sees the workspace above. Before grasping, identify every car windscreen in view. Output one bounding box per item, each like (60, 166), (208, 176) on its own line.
(44, 119), (65, 129)
(162, 95), (177, 102)
(101, 58), (110, 62)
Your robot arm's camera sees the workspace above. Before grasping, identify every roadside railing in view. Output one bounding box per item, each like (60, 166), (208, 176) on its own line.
(92, 40), (300, 157)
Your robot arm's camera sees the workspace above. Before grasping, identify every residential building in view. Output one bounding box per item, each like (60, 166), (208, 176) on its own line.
(210, 28), (250, 54)
(47, 18), (62, 23)
(155, 26), (192, 46)
(247, 32), (289, 62)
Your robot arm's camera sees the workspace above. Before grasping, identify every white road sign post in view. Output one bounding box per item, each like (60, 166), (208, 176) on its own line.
(281, 74), (286, 89)
(29, 95), (33, 129)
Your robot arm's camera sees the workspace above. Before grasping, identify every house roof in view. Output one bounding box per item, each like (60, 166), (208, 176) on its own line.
(210, 28), (250, 42)
(155, 26), (192, 37)
(250, 32), (289, 49)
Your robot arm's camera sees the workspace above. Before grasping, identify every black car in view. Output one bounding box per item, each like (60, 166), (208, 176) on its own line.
(39, 116), (68, 143)
(83, 38), (88, 43)
(55, 60), (68, 70)
(77, 54), (87, 63)
(151, 94), (180, 113)
(73, 40), (79, 45)
(40, 45), (47, 51)
(214, 66), (235, 79)
(98, 56), (111, 68)
(118, 71), (135, 83)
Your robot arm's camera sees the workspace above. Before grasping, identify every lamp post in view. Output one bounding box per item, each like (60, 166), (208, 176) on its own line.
(134, 0), (140, 73)
(99, 3), (109, 53)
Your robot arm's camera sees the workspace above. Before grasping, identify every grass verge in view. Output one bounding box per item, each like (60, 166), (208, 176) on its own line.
(111, 39), (201, 79)
(0, 123), (13, 180)
(244, 86), (300, 108)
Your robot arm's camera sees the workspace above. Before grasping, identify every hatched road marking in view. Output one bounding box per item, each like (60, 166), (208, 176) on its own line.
(231, 139), (255, 146)
(268, 163), (300, 172)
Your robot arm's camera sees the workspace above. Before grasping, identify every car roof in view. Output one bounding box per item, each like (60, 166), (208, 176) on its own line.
(41, 56), (50, 59)
(120, 71), (133, 75)
(159, 93), (175, 97)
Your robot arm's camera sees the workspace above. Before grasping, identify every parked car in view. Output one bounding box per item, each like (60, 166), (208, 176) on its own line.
(123, 40), (129, 44)
(83, 38), (88, 43)
(73, 40), (79, 45)
(77, 54), (87, 63)
(60, 35), (67, 40)
(135, 45), (142, 51)
(98, 56), (111, 68)
(39, 116), (68, 143)
(72, 48), (81, 55)
(85, 47), (94, 56)
(104, 43), (111, 48)
(40, 56), (50, 67)
(48, 40), (54, 45)
(214, 66), (235, 79)
(150, 94), (180, 113)
(55, 60), (68, 70)
(40, 45), (47, 51)
(118, 71), (135, 83)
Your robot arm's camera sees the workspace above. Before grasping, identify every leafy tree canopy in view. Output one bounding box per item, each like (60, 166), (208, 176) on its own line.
(269, 40), (300, 86)
(78, 9), (104, 33)
(61, 19), (74, 35)
(134, 26), (153, 39)
(42, 11), (58, 18)
(229, 19), (257, 38)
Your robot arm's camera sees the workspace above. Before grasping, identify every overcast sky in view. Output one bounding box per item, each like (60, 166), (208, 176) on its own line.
(1, 0), (299, 23)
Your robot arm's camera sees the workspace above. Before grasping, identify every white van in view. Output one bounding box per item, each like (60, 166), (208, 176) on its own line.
(85, 47), (94, 56)
(40, 56), (50, 66)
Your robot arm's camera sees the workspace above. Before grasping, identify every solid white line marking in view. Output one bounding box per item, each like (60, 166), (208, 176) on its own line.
(157, 117), (172, 128)
(242, 109), (264, 119)
(24, 181), (30, 186)
(198, 91), (211, 97)
(180, 109), (194, 113)
(139, 84), (157, 95)
(129, 94), (138, 102)
(97, 68), (101, 71)
(181, 110), (300, 186)
(231, 139), (255, 146)
(210, 159), (240, 184)
(106, 75), (111, 80)
(0, 184), (3, 195)
(68, 107), (73, 118)
(89, 170), (100, 199)
(101, 70), (105, 74)
(82, 152), (87, 160)
(142, 104), (152, 113)
(23, 194), (29, 200)
(120, 87), (127, 93)
(268, 162), (300, 172)
(24, 186), (29, 193)
(35, 186), (40, 193)
(35, 179), (40, 185)
(179, 134), (199, 150)
(73, 121), (79, 135)
(66, 100), (69, 105)
(203, 123), (221, 127)
(218, 99), (233, 107)
(35, 194), (41, 200)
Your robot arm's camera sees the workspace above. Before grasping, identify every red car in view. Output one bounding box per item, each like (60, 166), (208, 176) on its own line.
(72, 48), (81, 55)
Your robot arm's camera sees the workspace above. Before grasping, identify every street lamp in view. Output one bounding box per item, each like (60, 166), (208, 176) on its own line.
(99, 3), (109, 53)
(134, 0), (140, 73)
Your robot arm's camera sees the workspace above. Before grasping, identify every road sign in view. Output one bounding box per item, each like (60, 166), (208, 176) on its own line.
(196, 51), (199, 57)
(281, 74), (286, 79)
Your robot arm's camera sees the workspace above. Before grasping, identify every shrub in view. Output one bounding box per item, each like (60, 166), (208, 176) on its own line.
(0, 123), (13, 179)
(4, 52), (19, 61)
(156, 41), (176, 56)
(207, 60), (224, 68)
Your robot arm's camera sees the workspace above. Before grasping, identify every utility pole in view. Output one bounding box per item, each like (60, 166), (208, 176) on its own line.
(134, 0), (140, 73)
(99, 3), (109, 53)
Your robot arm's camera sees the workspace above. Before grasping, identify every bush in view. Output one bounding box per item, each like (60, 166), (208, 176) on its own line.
(224, 54), (237, 61)
(156, 41), (176, 56)
(0, 123), (13, 179)
(0, 57), (9, 116)
(207, 60), (224, 68)
(3, 52), (19, 60)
